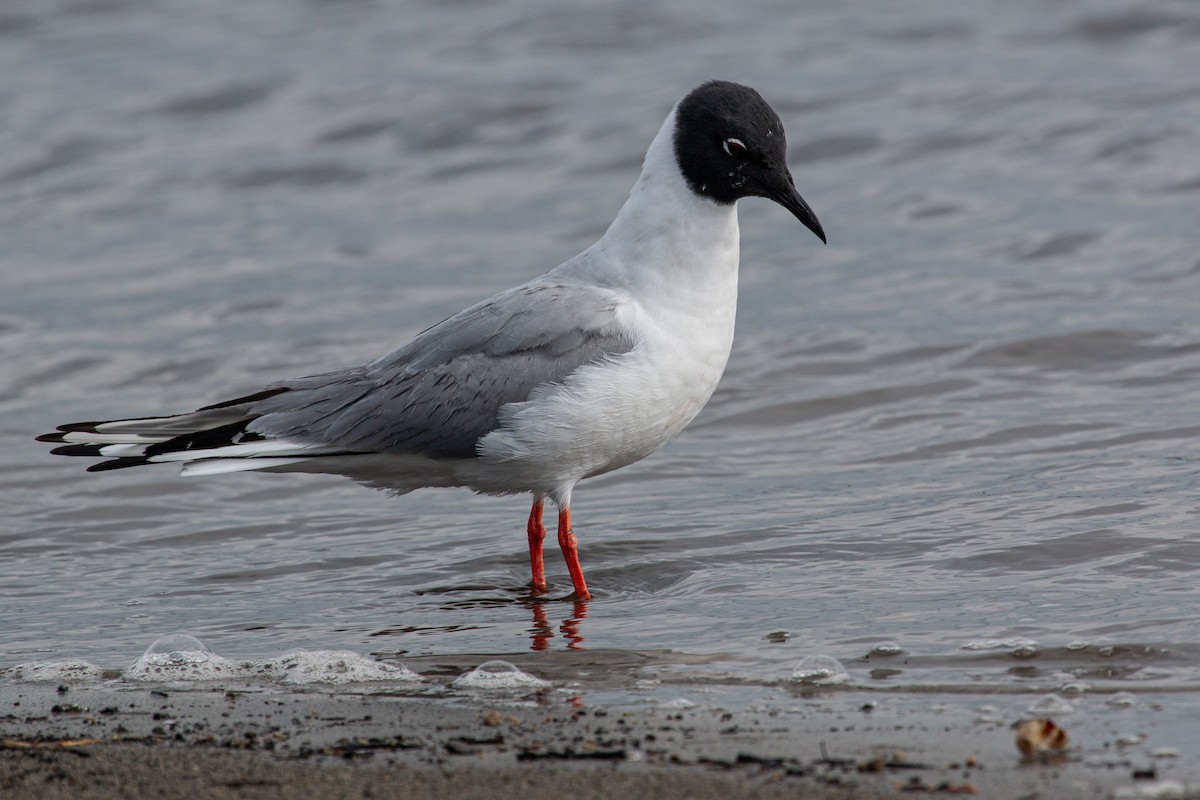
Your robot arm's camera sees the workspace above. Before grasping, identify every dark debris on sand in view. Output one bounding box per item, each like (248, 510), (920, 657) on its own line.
(0, 684), (1188, 799)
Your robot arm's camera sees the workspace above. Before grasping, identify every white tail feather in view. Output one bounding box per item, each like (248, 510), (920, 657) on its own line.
(180, 458), (311, 476)
(61, 432), (173, 445)
(146, 440), (340, 464)
(97, 444), (155, 457)
(85, 409), (251, 437)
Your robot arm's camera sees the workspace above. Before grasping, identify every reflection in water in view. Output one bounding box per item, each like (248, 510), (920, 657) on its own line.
(529, 602), (552, 651)
(528, 599), (589, 651)
(560, 600), (588, 650)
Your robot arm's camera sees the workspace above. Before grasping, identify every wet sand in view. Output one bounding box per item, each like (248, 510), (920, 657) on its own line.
(3, 684), (1192, 799)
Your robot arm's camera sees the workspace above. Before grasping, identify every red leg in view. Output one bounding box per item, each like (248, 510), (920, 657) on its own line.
(556, 507), (591, 601)
(527, 499), (547, 593)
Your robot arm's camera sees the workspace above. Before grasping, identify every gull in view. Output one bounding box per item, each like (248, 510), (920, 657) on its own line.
(38, 80), (826, 601)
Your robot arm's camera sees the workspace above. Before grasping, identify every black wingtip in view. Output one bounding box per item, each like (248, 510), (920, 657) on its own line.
(56, 421), (104, 433)
(87, 457), (151, 472)
(50, 444), (106, 457)
(36, 432), (69, 443)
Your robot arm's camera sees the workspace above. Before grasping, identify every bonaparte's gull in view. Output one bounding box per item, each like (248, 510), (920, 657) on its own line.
(39, 80), (826, 601)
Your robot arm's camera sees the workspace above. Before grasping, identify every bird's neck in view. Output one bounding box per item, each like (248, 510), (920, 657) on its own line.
(590, 108), (741, 297)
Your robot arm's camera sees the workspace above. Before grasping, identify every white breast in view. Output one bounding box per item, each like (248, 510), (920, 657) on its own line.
(471, 295), (732, 491)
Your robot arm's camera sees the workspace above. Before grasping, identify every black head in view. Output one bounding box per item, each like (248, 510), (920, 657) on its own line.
(673, 80), (825, 243)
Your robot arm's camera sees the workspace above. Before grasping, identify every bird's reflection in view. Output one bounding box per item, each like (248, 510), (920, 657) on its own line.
(527, 598), (589, 651)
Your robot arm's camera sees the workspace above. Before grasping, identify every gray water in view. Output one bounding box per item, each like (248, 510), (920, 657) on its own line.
(2, 0), (1200, 706)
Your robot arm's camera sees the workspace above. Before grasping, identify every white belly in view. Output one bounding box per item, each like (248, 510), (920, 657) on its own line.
(467, 301), (734, 497)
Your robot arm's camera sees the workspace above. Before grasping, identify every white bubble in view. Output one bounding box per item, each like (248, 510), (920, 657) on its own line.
(5, 660), (105, 683)
(1106, 692), (1138, 709)
(1059, 681), (1091, 695)
(264, 649), (422, 685)
(660, 697), (697, 709)
(867, 642), (903, 657)
(973, 703), (1003, 723)
(960, 637), (1038, 656)
(451, 660), (549, 689)
(124, 633), (237, 681)
(1027, 693), (1074, 715)
(139, 633), (213, 665)
(790, 654), (849, 685)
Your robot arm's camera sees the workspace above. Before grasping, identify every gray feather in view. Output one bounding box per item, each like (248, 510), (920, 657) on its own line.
(248, 278), (633, 458)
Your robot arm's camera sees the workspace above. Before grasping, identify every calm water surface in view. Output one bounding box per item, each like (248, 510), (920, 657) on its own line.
(2, 0), (1199, 707)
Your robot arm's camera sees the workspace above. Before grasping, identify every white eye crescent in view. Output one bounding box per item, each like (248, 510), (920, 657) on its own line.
(723, 137), (747, 157)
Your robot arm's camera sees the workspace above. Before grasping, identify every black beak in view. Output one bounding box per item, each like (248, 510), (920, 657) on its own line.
(767, 177), (826, 244)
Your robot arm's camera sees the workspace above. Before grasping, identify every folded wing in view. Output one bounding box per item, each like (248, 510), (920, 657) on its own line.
(39, 278), (633, 473)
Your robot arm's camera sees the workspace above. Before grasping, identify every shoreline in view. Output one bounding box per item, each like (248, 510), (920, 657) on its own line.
(3, 683), (1195, 799)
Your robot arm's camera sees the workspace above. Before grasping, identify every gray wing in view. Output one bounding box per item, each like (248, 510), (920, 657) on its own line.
(247, 278), (633, 458)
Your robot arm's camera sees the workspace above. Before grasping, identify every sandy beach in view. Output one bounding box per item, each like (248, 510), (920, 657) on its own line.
(3, 682), (1195, 799)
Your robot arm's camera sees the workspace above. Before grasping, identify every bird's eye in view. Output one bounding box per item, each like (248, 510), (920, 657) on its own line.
(723, 137), (748, 157)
